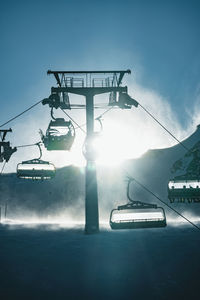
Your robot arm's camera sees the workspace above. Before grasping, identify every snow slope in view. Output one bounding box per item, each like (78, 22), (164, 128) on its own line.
(0, 224), (200, 300)
(1, 128), (200, 300)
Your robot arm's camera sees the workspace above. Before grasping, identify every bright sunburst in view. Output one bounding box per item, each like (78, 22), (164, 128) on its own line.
(92, 119), (149, 166)
(40, 109), (175, 169)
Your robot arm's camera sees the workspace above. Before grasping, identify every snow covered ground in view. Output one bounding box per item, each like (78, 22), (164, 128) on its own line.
(0, 221), (200, 300)
(1, 127), (200, 299)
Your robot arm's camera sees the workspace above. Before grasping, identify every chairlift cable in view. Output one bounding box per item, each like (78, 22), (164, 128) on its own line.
(95, 106), (114, 120)
(74, 122), (86, 131)
(61, 109), (86, 134)
(74, 106), (114, 131)
(125, 172), (200, 231)
(15, 143), (39, 148)
(138, 103), (189, 152)
(0, 100), (43, 128)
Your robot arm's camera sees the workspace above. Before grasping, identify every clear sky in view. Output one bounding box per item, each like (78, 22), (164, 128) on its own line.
(1, 0), (200, 171)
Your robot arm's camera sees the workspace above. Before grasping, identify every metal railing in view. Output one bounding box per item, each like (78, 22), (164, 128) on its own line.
(61, 75), (119, 88)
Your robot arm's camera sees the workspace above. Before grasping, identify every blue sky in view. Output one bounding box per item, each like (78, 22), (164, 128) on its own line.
(1, 0), (200, 171)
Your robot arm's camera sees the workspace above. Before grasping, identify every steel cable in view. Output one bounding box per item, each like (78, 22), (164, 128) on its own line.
(125, 172), (200, 231)
(138, 103), (189, 151)
(0, 161), (6, 175)
(0, 100), (43, 128)
(61, 109), (86, 134)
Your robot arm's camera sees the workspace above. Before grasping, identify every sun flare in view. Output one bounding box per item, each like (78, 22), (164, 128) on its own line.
(40, 111), (172, 170)
(92, 120), (149, 166)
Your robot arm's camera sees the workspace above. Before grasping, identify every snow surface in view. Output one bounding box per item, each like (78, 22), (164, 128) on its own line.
(1, 126), (200, 299)
(0, 223), (200, 300)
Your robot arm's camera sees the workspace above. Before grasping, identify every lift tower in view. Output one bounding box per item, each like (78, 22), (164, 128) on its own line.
(47, 70), (131, 233)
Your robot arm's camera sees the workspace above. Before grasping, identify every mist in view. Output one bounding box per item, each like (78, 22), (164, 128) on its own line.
(3, 78), (198, 173)
(1, 77), (200, 227)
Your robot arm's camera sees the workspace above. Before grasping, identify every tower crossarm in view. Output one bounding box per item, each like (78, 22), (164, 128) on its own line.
(51, 86), (127, 96)
(47, 70), (131, 88)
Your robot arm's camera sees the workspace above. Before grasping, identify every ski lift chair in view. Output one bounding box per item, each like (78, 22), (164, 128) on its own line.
(2, 142), (17, 162)
(41, 109), (75, 151)
(17, 143), (56, 180)
(168, 177), (200, 203)
(110, 178), (167, 229)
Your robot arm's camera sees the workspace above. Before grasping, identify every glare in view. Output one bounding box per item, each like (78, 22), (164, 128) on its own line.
(49, 126), (69, 136)
(0, 219), (84, 230)
(168, 180), (200, 189)
(68, 116), (164, 167)
(112, 211), (165, 222)
(167, 216), (200, 226)
(17, 164), (55, 171)
(0, 218), (109, 229)
(5, 79), (192, 174)
(91, 119), (150, 166)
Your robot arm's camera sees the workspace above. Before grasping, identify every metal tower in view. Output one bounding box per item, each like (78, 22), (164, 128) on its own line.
(47, 70), (131, 233)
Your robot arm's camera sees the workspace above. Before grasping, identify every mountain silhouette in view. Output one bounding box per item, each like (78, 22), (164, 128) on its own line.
(1, 125), (200, 222)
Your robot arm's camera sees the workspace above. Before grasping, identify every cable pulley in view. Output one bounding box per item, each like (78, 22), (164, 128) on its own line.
(109, 91), (139, 109)
(42, 91), (70, 109)
(0, 128), (17, 163)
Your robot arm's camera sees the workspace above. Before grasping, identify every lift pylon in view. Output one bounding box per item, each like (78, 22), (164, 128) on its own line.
(0, 128), (17, 163)
(47, 70), (131, 234)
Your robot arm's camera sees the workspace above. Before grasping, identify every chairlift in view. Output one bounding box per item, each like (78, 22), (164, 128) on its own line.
(40, 108), (75, 151)
(17, 143), (55, 180)
(110, 178), (167, 229)
(168, 176), (200, 203)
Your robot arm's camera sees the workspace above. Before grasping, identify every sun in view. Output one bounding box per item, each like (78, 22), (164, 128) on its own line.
(41, 113), (166, 169)
(92, 120), (149, 166)
(47, 116), (157, 168)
